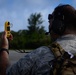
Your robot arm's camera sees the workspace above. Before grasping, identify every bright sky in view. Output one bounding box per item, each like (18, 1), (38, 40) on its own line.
(0, 0), (76, 32)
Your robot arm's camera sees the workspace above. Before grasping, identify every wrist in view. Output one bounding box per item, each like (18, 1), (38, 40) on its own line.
(0, 48), (9, 54)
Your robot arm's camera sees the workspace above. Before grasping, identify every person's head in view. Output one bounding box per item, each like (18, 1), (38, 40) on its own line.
(48, 4), (76, 41)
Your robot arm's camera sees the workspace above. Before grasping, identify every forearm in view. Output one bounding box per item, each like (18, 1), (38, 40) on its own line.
(0, 31), (13, 75)
(0, 51), (9, 75)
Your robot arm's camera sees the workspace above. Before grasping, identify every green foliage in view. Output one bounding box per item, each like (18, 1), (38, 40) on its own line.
(27, 13), (44, 34)
(0, 13), (51, 52)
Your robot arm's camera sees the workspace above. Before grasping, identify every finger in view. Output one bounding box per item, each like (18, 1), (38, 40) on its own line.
(8, 34), (13, 40)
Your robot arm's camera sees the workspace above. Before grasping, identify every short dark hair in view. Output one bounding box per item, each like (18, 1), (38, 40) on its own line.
(53, 4), (76, 29)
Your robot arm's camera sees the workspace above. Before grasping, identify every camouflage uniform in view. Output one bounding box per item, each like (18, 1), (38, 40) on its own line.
(6, 34), (76, 75)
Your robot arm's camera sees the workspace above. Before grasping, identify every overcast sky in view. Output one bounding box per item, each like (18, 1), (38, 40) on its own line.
(0, 0), (76, 32)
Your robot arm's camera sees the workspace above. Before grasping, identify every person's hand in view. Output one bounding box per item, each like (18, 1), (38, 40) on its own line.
(1, 31), (13, 49)
(0, 31), (13, 75)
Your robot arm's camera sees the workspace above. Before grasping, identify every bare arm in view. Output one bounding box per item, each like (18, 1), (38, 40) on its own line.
(0, 51), (9, 75)
(0, 31), (13, 75)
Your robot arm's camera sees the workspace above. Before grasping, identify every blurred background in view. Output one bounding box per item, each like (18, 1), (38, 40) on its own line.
(0, 0), (76, 51)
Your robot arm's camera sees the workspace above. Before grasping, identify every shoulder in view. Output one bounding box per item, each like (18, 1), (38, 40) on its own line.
(21, 46), (54, 61)
(6, 46), (54, 75)
(32, 46), (53, 55)
(28, 46), (52, 58)
(35, 46), (51, 53)
(27, 46), (54, 60)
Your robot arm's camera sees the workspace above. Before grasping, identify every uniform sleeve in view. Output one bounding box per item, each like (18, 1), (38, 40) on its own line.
(6, 46), (55, 75)
(6, 54), (34, 75)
